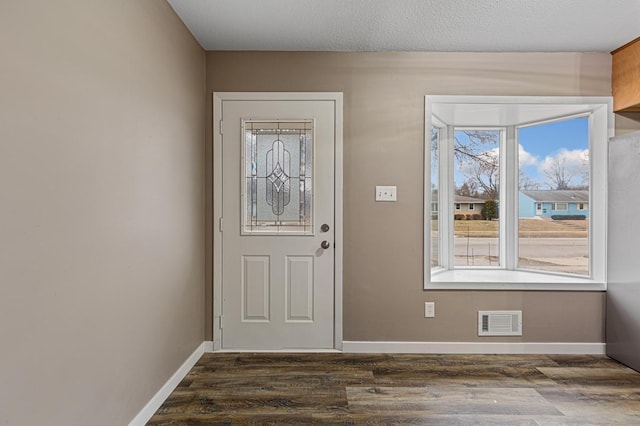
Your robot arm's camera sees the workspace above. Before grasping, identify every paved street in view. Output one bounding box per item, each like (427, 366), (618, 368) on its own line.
(453, 237), (588, 273)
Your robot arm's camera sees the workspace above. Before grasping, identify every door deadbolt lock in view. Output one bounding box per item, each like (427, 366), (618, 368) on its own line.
(321, 240), (331, 249)
(321, 224), (330, 232)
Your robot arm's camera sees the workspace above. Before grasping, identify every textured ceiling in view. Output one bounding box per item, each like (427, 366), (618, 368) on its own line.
(168, 0), (640, 52)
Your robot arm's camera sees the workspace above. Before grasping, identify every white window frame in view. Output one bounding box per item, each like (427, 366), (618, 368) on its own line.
(424, 96), (612, 291)
(577, 203), (588, 211)
(468, 203), (475, 211)
(455, 203), (462, 210)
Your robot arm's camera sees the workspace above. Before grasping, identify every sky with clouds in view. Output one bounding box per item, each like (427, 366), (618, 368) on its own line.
(453, 116), (589, 191)
(518, 116), (589, 189)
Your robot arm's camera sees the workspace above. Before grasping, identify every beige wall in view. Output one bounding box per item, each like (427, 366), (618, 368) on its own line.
(616, 111), (640, 135)
(0, 1), (205, 425)
(206, 51), (622, 343)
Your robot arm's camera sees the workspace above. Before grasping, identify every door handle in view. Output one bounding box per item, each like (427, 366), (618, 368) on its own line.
(321, 240), (331, 249)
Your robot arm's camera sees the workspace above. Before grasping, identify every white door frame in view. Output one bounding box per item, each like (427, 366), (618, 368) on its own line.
(212, 92), (343, 351)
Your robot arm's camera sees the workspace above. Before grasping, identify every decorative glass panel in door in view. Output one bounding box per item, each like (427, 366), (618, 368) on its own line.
(242, 120), (314, 235)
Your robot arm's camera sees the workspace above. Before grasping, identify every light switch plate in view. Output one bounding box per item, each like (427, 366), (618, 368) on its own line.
(375, 186), (397, 201)
(424, 302), (435, 318)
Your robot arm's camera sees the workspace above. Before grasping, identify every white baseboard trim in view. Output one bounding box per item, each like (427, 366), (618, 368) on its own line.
(342, 341), (606, 355)
(128, 341), (210, 426)
(203, 340), (214, 352)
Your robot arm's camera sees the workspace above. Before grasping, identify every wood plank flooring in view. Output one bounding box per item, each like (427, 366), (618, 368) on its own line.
(147, 353), (640, 425)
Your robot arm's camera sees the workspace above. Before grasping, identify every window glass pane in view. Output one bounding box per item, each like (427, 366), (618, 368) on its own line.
(554, 203), (568, 211)
(242, 120), (313, 234)
(517, 117), (589, 276)
(453, 129), (500, 267)
(430, 127), (440, 268)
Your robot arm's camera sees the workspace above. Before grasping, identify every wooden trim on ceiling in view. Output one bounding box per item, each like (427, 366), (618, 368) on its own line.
(611, 36), (640, 55)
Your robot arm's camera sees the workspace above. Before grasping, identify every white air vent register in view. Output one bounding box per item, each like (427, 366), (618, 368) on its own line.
(478, 311), (522, 336)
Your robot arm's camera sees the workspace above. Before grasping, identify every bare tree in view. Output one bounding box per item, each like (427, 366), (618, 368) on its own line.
(461, 150), (499, 199)
(457, 181), (479, 198)
(445, 129), (546, 197)
(579, 150), (590, 187)
(454, 131), (500, 199)
(544, 157), (574, 190)
(519, 171), (540, 190)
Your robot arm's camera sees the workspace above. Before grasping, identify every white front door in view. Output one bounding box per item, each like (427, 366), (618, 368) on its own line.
(214, 93), (341, 350)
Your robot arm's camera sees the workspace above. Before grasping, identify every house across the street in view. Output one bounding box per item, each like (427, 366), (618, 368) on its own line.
(519, 190), (589, 218)
(454, 195), (486, 214)
(430, 194), (487, 217)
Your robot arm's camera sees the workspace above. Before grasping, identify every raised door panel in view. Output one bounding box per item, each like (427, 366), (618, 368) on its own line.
(285, 256), (314, 322)
(241, 256), (270, 322)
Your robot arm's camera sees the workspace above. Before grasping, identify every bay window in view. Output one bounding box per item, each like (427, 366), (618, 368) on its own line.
(425, 96), (612, 290)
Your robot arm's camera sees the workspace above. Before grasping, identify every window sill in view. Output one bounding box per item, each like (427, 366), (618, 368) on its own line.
(428, 268), (605, 291)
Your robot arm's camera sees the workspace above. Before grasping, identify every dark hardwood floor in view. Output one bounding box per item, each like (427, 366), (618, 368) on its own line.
(148, 353), (640, 425)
